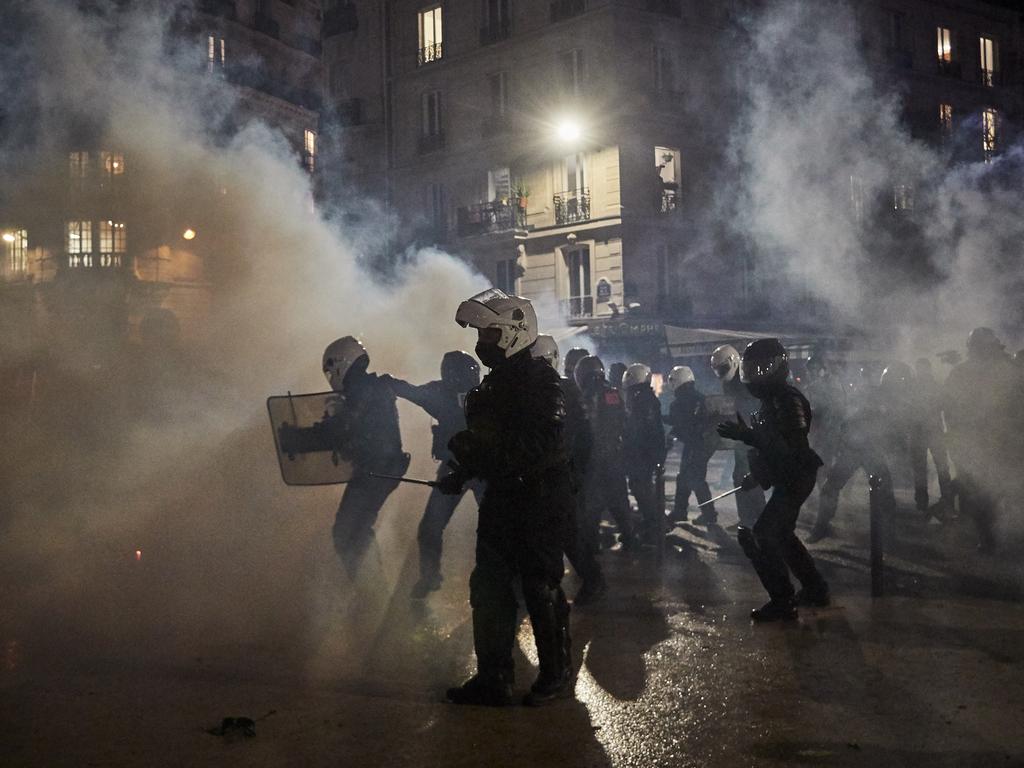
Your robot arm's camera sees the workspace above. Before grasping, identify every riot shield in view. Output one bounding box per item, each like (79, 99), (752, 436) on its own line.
(267, 391), (355, 486)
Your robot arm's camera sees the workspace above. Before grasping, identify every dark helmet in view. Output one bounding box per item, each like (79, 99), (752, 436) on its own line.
(574, 355), (606, 391)
(966, 327), (1004, 360)
(879, 361), (913, 389)
(609, 362), (627, 388)
(564, 346), (591, 379)
(739, 338), (789, 397)
(441, 350), (480, 392)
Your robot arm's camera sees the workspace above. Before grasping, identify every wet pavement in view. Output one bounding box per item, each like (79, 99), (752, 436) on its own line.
(2, 452), (1023, 767)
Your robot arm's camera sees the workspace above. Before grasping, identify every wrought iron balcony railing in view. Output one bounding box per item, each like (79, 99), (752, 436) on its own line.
(456, 199), (527, 237)
(561, 296), (593, 319)
(553, 189), (590, 225)
(660, 187), (679, 213)
(417, 42), (444, 66)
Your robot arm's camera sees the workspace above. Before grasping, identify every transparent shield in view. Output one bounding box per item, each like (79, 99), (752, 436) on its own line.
(267, 391), (355, 486)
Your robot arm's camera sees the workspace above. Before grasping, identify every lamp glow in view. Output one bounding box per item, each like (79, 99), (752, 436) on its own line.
(182, 228), (196, 241)
(1, 233), (15, 243)
(556, 119), (582, 143)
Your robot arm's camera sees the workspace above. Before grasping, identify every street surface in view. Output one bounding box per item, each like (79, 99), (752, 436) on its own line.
(2, 450), (1023, 767)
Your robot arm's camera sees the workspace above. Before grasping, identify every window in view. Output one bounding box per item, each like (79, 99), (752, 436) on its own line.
(99, 221), (126, 266)
(565, 152), (585, 192)
(564, 245), (592, 318)
(481, 0), (510, 43)
(67, 220), (92, 268)
(207, 34), (226, 73)
(893, 184), (914, 211)
(418, 6), (443, 65)
(939, 103), (953, 138)
(655, 147), (680, 212)
(4, 229), (28, 275)
(101, 151), (125, 180)
(982, 107), (998, 161)
(427, 182), (447, 233)
(69, 151), (90, 180)
(980, 36), (997, 87)
(487, 71), (509, 119)
(555, 153), (589, 225)
(651, 47), (674, 94)
(421, 90), (442, 137)
(488, 167), (511, 201)
(936, 27), (952, 63)
(303, 129), (317, 173)
(558, 49), (584, 97)
(495, 257), (517, 293)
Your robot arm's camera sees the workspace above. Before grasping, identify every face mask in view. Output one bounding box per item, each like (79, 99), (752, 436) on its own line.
(475, 341), (506, 369)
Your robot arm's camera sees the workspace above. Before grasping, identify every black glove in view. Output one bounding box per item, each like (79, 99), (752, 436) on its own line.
(435, 472), (465, 496)
(447, 430), (479, 467)
(717, 412), (754, 444)
(740, 473), (760, 491)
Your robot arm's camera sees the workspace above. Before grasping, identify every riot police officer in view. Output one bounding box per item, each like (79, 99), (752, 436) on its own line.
(717, 339), (830, 621)
(443, 290), (574, 707)
(664, 365), (717, 522)
(711, 344), (766, 528)
(912, 357), (952, 515)
(802, 352), (847, 471)
(321, 337), (409, 577)
(575, 354), (637, 550)
(533, 335), (607, 605)
(384, 351), (482, 598)
(622, 363), (667, 544)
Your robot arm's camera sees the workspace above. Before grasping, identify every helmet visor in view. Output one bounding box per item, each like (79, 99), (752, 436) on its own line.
(740, 356), (783, 384)
(713, 362), (733, 379)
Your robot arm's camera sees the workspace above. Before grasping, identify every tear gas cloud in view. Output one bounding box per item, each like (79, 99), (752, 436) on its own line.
(2, 0), (1023, 670)
(725, 0), (1024, 357)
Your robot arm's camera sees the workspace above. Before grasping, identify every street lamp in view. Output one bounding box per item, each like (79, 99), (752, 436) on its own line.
(555, 118), (582, 143)
(182, 228), (196, 241)
(1, 233), (15, 244)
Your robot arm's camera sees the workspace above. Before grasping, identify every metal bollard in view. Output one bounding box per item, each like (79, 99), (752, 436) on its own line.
(868, 473), (886, 597)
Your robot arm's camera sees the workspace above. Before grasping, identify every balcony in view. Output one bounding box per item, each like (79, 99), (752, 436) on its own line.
(456, 200), (527, 237)
(646, 0), (681, 17)
(561, 296), (593, 318)
(553, 189), (590, 225)
(480, 19), (511, 45)
(418, 131), (445, 154)
(937, 59), (962, 79)
(550, 0), (585, 23)
(197, 0), (236, 20)
(323, 3), (358, 36)
(417, 42), (443, 66)
(254, 13), (280, 40)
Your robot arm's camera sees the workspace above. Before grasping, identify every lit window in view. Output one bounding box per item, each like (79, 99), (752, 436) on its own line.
(421, 91), (442, 137)
(4, 229), (28, 275)
(979, 36), (997, 87)
(101, 151), (125, 178)
(303, 129), (317, 173)
(564, 245), (592, 318)
(488, 71), (508, 118)
(982, 107), (998, 161)
(67, 220), (92, 268)
(207, 34), (226, 73)
(939, 103), (953, 137)
(417, 6), (443, 66)
(655, 147), (681, 212)
(559, 49), (584, 97)
(99, 221), (126, 266)
(937, 27), (952, 63)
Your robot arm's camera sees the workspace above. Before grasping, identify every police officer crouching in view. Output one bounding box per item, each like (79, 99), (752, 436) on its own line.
(441, 289), (574, 706)
(717, 339), (830, 622)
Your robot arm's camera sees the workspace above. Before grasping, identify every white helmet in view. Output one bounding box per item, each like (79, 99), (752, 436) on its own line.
(455, 288), (538, 359)
(622, 363), (652, 389)
(710, 344), (740, 381)
(323, 336), (368, 391)
(667, 365), (695, 389)
(531, 334), (560, 370)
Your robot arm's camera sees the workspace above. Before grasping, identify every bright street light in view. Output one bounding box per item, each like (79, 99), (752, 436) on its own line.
(1, 233), (15, 243)
(182, 228), (196, 241)
(556, 119), (582, 143)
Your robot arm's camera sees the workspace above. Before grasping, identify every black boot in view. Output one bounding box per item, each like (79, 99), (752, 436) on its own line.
(446, 673), (514, 706)
(806, 523), (834, 543)
(523, 672), (574, 706)
(795, 583), (831, 607)
(410, 572), (442, 599)
(751, 599), (797, 622)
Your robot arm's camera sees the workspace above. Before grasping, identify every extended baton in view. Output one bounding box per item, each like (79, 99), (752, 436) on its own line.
(697, 485), (744, 508)
(368, 472), (438, 488)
